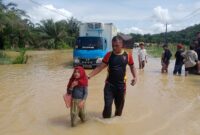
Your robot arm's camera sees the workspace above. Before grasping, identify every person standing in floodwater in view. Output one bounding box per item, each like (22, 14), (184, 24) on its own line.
(88, 36), (137, 118)
(66, 66), (88, 127)
(182, 45), (200, 76)
(195, 32), (200, 73)
(161, 45), (172, 73)
(138, 42), (148, 70)
(173, 44), (184, 75)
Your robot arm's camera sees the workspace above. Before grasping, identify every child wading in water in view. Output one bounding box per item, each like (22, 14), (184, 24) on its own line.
(173, 44), (184, 75)
(138, 42), (147, 70)
(64, 66), (88, 127)
(161, 45), (172, 73)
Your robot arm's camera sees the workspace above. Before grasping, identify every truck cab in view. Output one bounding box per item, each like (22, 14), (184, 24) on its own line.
(73, 22), (117, 68)
(73, 36), (107, 68)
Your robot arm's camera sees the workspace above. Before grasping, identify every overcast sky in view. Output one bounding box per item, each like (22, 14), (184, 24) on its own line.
(5, 0), (200, 34)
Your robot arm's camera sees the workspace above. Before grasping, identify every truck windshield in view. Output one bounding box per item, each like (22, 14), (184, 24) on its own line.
(76, 37), (104, 50)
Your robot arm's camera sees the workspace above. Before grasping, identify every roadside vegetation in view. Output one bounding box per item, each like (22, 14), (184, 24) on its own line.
(0, 49), (27, 64)
(0, 0), (199, 64)
(130, 19), (200, 59)
(146, 43), (188, 58)
(146, 44), (176, 58)
(0, 51), (11, 64)
(12, 49), (27, 64)
(130, 23), (200, 46)
(0, 0), (79, 50)
(0, 0), (79, 64)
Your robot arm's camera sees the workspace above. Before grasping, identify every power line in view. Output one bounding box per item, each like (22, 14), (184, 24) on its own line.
(29, 0), (70, 19)
(183, 7), (200, 20)
(171, 7), (200, 24)
(162, 7), (200, 44)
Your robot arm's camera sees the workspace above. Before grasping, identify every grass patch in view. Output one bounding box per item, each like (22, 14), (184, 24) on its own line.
(0, 49), (27, 64)
(12, 49), (27, 64)
(146, 43), (178, 58)
(0, 51), (12, 64)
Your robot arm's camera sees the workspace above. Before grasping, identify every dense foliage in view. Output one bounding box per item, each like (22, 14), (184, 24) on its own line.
(1, 0), (200, 50)
(0, 0), (80, 50)
(130, 24), (200, 46)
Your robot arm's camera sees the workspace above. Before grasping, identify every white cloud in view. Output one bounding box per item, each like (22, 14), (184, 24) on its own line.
(28, 4), (72, 23)
(122, 3), (196, 35)
(122, 23), (177, 35)
(152, 6), (171, 24)
(123, 27), (144, 34)
(8, 0), (200, 35)
(122, 23), (169, 35)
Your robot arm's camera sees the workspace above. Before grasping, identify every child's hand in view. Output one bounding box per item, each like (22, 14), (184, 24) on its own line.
(79, 100), (85, 109)
(71, 81), (78, 88)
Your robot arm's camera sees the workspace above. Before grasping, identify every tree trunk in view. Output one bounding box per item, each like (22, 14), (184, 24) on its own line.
(0, 33), (4, 50)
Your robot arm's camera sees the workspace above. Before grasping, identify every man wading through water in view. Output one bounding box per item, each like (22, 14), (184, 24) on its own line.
(88, 36), (137, 118)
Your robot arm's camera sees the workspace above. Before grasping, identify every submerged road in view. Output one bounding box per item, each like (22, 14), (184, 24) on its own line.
(0, 49), (200, 135)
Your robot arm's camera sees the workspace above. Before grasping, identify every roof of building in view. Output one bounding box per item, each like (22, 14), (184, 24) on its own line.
(118, 33), (133, 41)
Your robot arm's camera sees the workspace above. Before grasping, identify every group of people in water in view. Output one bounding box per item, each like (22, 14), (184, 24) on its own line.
(137, 32), (200, 76)
(160, 32), (200, 76)
(63, 32), (200, 127)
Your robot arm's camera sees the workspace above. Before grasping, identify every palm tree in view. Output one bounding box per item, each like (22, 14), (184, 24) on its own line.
(67, 17), (80, 38)
(0, 0), (81, 49)
(37, 19), (67, 49)
(0, 0), (31, 49)
(0, 0), (16, 49)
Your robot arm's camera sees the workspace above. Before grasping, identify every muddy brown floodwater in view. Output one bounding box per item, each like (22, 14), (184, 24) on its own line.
(0, 49), (200, 135)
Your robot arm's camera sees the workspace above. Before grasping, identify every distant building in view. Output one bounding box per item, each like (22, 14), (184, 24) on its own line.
(118, 33), (134, 49)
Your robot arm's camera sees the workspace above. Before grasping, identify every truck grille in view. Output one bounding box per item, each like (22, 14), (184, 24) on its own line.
(80, 58), (97, 65)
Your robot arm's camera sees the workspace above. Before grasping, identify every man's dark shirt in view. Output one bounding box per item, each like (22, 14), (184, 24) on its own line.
(102, 51), (134, 85)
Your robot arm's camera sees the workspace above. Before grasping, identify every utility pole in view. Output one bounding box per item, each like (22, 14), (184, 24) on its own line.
(164, 23), (168, 45)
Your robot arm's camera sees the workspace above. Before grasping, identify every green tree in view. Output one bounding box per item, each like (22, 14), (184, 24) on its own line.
(0, 0), (31, 49)
(37, 19), (68, 49)
(67, 17), (80, 38)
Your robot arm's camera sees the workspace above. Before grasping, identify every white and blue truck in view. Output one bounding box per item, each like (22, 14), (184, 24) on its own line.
(73, 22), (117, 68)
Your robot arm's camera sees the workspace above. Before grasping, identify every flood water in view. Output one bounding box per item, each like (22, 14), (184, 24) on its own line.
(0, 49), (200, 135)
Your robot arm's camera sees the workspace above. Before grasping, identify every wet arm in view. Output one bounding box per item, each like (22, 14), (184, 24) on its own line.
(145, 54), (148, 62)
(195, 53), (198, 62)
(145, 50), (148, 61)
(129, 64), (137, 85)
(88, 62), (107, 79)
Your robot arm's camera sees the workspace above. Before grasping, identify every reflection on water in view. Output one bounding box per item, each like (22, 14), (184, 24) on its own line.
(0, 49), (200, 135)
